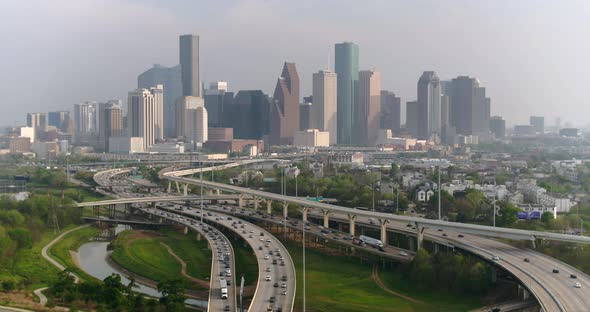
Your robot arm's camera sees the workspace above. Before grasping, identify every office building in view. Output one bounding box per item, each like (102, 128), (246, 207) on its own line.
(208, 128), (233, 141)
(380, 90), (401, 134)
(490, 116), (506, 139)
(204, 84), (234, 128)
(48, 111), (70, 132)
(98, 101), (123, 152)
(406, 101), (419, 137)
(357, 70), (381, 145)
(514, 125), (535, 136)
(293, 129), (330, 147)
(127, 85), (164, 150)
(312, 70), (337, 145)
(27, 113), (47, 136)
(270, 62), (300, 145)
(138, 64), (182, 138)
(299, 100), (312, 131)
(73, 102), (97, 144)
(447, 76), (491, 136)
(530, 116), (544, 133)
(179, 34), (201, 97)
(209, 81), (228, 92)
(417, 71), (441, 140)
(335, 42), (359, 145)
(230, 90), (270, 140)
(9, 137), (32, 154)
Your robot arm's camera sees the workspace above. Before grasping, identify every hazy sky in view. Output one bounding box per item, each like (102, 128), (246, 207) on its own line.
(1, 0), (589, 127)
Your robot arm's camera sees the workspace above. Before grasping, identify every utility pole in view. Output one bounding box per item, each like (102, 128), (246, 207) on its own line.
(438, 166), (441, 220)
(239, 275), (245, 312)
(200, 161), (204, 224)
(302, 219), (306, 312)
(396, 186), (399, 213)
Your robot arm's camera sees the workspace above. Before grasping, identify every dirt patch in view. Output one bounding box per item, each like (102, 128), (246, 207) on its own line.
(69, 250), (81, 269)
(160, 242), (210, 289)
(0, 291), (67, 312)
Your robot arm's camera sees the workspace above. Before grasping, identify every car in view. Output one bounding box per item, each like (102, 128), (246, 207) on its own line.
(224, 305), (230, 311)
(281, 275), (287, 281)
(249, 235), (253, 238)
(437, 229), (443, 232)
(265, 275), (272, 281)
(273, 282), (279, 288)
(272, 259), (277, 265)
(442, 233), (448, 237)
(259, 246), (263, 250)
(269, 296), (276, 303)
(553, 269), (560, 273)
(399, 251), (408, 256)
(260, 238), (265, 241)
(574, 282), (582, 288)
(266, 267), (271, 272)
(265, 244), (271, 247)
(571, 274), (578, 279)
(281, 290), (287, 295)
(266, 306), (273, 312)
(264, 255), (269, 260)
(458, 234), (464, 238)
(492, 256), (500, 261)
(266, 239), (271, 243)
(280, 261), (285, 266)
(524, 258), (530, 263)
(281, 283), (287, 288)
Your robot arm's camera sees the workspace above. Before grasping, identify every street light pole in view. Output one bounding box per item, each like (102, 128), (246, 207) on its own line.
(200, 161), (204, 224)
(302, 219), (306, 312)
(437, 166), (441, 220)
(493, 200), (496, 227)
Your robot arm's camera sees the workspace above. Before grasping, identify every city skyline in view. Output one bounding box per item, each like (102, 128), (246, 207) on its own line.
(2, 1), (589, 128)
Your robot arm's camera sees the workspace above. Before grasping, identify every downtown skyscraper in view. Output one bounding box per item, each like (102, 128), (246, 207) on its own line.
(138, 64), (181, 138)
(127, 85), (164, 150)
(335, 42), (359, 145)
(416, 71), (441, 140)
(179, 34), (201, 97)
(357, 69), (381, 146)
(312, 70), (337, 145)
(270, 62), (300, 145)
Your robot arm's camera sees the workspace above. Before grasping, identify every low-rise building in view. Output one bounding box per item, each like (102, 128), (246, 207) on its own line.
(293, 129), (330, 147)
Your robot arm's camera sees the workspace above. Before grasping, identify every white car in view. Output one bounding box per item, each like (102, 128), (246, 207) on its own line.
(398, 251), (408, 256)
(574, 282), (582, 288)
(265, 275), (272, 281)
(264, 255), (269, 260)
(492, 256), (500, 261)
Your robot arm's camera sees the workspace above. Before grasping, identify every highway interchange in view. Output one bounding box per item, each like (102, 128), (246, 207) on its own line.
(84, 160), (590, 312)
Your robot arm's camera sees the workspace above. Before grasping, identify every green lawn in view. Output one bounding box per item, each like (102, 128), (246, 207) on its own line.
(285, 242), (482, 312)
(111, 229), (209, 290)
(48, 225), (101, 283)
(232, 240), (259, 286)
(160, 230), (212, 280)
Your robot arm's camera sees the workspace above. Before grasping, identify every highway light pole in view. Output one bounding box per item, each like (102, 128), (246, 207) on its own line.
(200, 161), (204, 224)
(437, 166), (441, 220)
(302, 219), (306, 312)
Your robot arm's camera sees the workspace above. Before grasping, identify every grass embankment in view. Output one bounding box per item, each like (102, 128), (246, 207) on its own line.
(285, 242), (481, 312)
(0, 228), (72, 291)
(110, 229), (210, 290)
(233, 240), (258, 286)
(48, 226), (101, 283)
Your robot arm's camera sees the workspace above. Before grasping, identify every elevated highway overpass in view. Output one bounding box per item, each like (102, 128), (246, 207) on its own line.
(161, 161), (590, 312)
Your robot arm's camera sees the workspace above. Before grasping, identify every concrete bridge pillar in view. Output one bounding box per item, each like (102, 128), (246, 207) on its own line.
(322, 209), (331, 228)
(183, 183), (188, 196)
(283, 202), (289, 219)
(215, 189), (220, 195)
(531, 236), (537, 249)
(267, 200), (273, 214)
(518, 284), (530, 301)
(183, 226), (188, 235)
(408, 237), (415, 251)
(347, 214), (357, 236)
(167, 182), (172, 194)
(254, 196), (260, 210)
(415, 222), (425, 251)
(175, 181), (180, 193)
(491, 267), (497, 283)
(379, 219), (389, 246)
(301, 207), (309, 222)
(238, 194), (245, 208)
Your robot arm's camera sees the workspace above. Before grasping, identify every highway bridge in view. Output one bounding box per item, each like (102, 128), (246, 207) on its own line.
(76, 195), (242, 208)
(160, 160), (590, 312)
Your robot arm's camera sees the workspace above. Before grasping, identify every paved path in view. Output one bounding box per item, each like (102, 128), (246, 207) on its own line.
(160, 242), (209, 288)
(40, 224), (90, 284)
(32, 288), (47, 305)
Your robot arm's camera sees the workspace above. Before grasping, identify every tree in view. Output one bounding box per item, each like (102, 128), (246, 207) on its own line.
(390, 162), (399, 178)
(7, 227), (32, 249)
(158, 279), (186, 311)
(102, 273), (124, 309)
(498, 203), (520, 227)
(541, 211), (554, 224)
(456, 199), (476, 222)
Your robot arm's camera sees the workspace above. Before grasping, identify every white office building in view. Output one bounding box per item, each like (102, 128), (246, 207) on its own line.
(312, 70), (337, 145)
(127, 85), (164, 150)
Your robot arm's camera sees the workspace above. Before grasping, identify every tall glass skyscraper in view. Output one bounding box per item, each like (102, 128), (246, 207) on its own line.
(335, 42), (359, 145)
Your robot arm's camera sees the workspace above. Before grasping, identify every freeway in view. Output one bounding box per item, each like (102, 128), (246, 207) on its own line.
(161, 161), (590, 312)
(139, 206), (237, 312)
(76, 195), (241, 207)
(153, 204), (296, 312)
